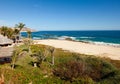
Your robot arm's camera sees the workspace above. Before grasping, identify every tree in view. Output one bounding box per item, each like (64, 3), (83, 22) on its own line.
(31, 50), (45, 67)
(47, 46), (55, 65)
(15, 22), (25, 32)
(30, 45), (47, 67)
(15, 23), (25, 42)
(30, 47), (46, 67)
(0, 28), (1, 34)
(6, 28), (14, 39)
(14, 28), (19, 35)
(11, 46), (22, 69)
(22, 31), (32, 54)
(0, 26), (8, 36)
(27, 30), (32, 38)
(0, 26), (14, 39)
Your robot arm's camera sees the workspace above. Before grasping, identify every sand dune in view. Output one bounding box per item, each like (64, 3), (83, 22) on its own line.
(34, 39), (120, 60)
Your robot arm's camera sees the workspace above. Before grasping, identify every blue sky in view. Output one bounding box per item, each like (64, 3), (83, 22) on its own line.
(0, 0), (120, 30)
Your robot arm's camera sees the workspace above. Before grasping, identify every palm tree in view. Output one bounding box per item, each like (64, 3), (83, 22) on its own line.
(27, 30), (32, 54)
(14, 28), (19, 35)
(47, 46), (55, 65)
(32, 51), (44, 67)
(11, 45), (29, 69)
(27, 30), (32, 38)
(12, 28), (19, 43)
(0, 26), (8, 36)
(0, 26), (14, 39)
(6, 28), (14, 39)
(15, 23), (25, 42)
(0, 27), (1, 34)
(0, 26), (18, 44)
(15, 22), (25, 32)
(11, 46), (22, 69)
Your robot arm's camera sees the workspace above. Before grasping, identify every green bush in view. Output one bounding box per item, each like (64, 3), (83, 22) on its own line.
(53, 60), (85, 81)
(53, 55), (120, 83)
(53, 60), (95, 83)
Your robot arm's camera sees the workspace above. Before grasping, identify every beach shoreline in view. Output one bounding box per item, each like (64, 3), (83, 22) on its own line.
(34, 39), (120, 60)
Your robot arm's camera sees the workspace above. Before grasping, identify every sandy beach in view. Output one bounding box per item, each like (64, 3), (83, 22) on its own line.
(34, 39), (120, 60)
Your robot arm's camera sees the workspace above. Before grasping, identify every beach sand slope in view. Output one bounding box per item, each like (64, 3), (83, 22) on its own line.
(34, 39), (120, 60)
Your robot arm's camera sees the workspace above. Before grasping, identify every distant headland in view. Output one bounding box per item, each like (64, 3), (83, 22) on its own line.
(20, 27), (36, 32)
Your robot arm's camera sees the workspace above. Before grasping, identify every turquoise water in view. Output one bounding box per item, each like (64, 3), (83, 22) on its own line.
(21, 30), (120, 46)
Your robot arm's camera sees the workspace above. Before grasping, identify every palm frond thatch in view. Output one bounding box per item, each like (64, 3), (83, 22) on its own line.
(0, 34), (13, 45)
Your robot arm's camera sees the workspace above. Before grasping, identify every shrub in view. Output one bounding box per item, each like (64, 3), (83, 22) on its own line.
(53, 54), (120, 83)
(85, 57), (102, 81)
(85, 56), (119, 81)
(53, 60), (86, 82)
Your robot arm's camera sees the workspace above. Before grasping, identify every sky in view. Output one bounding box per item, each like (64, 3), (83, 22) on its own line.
(0, 0), (120, 30)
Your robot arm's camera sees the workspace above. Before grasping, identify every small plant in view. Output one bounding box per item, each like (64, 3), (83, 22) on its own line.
(31, 50), (46, 67)
(23, 38), (33, 54)
(30, 45), (47, 67)
(11, 46), (22, 69)
(11, 45), (29, 69)
(47, 46), (55, 65)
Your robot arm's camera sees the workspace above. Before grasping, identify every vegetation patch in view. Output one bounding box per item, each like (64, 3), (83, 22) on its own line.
(0, 44), (120, 84)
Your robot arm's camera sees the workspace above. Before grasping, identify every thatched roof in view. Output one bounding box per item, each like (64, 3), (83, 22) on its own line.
(0, 34), (13, 45)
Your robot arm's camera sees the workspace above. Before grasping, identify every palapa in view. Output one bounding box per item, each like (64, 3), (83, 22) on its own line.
(0, 34), (13, 45)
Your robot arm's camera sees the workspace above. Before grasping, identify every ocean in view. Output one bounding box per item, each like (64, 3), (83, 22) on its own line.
(21, 30), (120, 47)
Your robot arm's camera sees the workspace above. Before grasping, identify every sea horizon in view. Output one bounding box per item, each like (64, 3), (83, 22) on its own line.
(33, 30), (120, 31)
